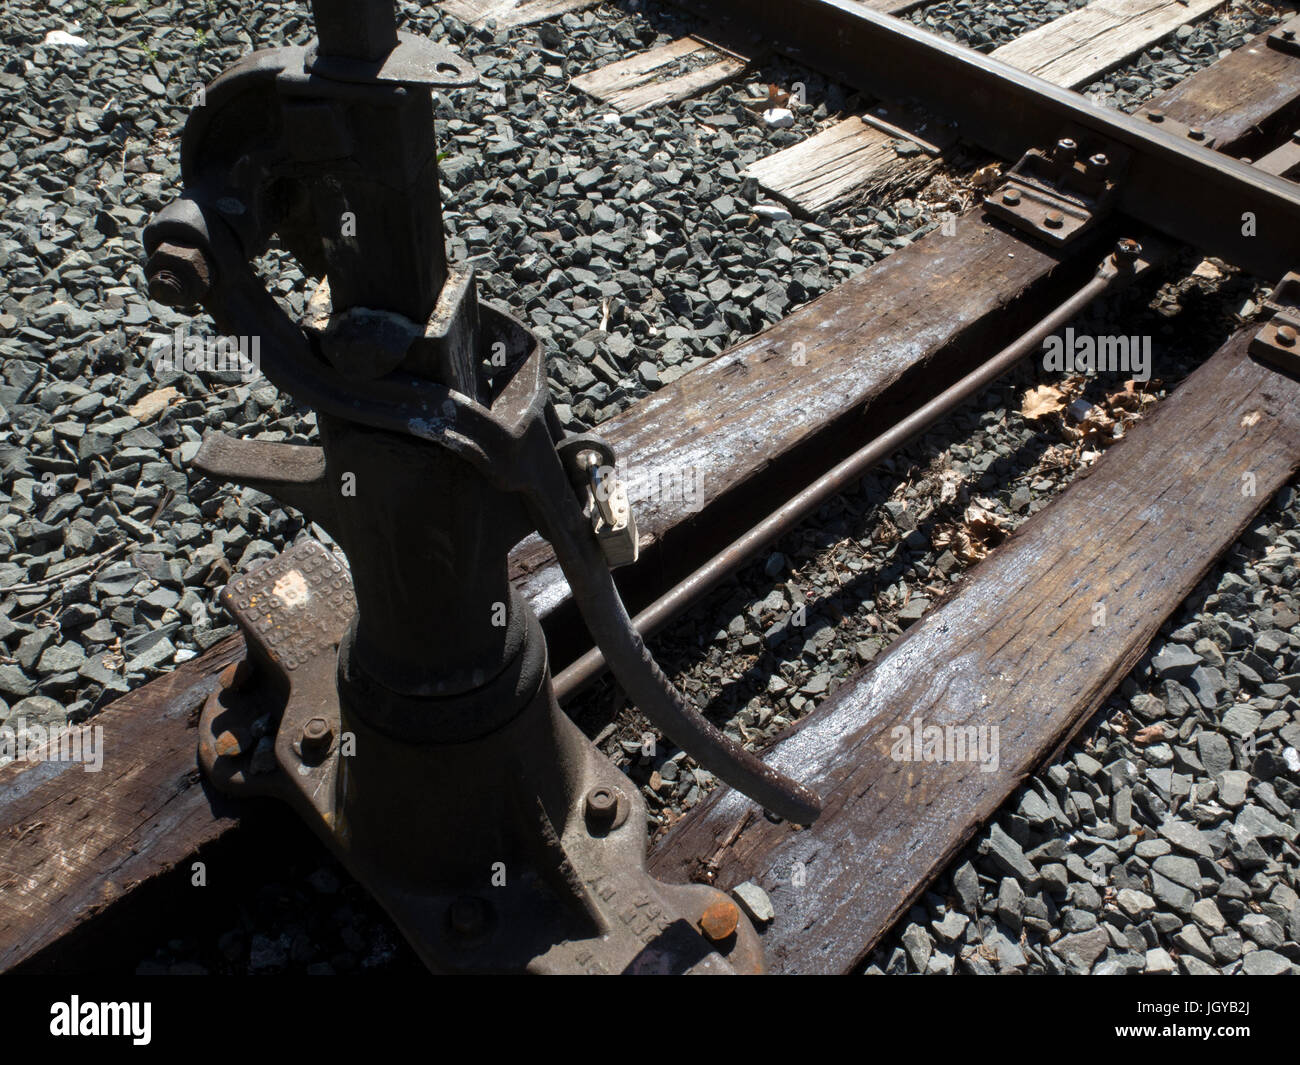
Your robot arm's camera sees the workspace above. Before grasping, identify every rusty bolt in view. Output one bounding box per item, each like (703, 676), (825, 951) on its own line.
(218, 658), (253, 692)
(1277, 324), (1298, 347)
(1113, 238), (1143, 268)
(1044, 211), (1065, 229)
(584, 785), (619, 828)
(1001, 188), (1021, 206)
(1146, 108), (1165, 123)
(1187, 127), (1206, 141)
(300, 717), (333, 761)
(699, 898), (741, 942)
(448, 896), (489, 937)
(146, 241), (212, 307)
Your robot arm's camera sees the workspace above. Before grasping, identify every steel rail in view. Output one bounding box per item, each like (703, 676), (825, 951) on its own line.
(672, 0), (1300, 280)
(553, 243), (1145, 701)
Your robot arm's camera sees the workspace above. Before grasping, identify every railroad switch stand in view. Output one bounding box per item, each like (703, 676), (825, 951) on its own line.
(142, 0), (818, 973)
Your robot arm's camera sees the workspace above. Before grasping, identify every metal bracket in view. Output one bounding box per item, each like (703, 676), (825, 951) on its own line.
(984, 130), (1129, 246)
(1252, 130), (1300, 179)
(1132, 106), (1217, 149)
(1250, 271), (1300, 377)
(556, 434), (640, 569)
(1268, 16), (1300, 57)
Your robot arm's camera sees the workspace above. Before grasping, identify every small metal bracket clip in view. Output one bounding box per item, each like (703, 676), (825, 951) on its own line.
(1250, 271), (1300, 377)
(984, 130), (1129, 246)
(556, 434), (640, 569)
(1268, 16), (1300, 57)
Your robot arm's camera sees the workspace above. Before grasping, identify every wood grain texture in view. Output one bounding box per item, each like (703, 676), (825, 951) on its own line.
(0, 637), (244, 971)
(742, 115), (946, 215)
(571, 38), (748, 114)
(649, 333), (1300, 973)
(990, 0), (1225, 89)
(438, 0), (599, 29)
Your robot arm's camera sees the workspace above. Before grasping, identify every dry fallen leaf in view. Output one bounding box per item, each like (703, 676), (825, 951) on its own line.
(1134, 723), (1166, 746)
(1022, 384), (1067, 421)
(128, 386), (181, 422)
(970, 164), (1002, 190)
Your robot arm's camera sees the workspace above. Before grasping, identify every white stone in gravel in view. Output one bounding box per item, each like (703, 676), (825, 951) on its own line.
(763, 107), (795, 129)
(1191, 898), (1227, 935)
(43, 30), (89, 53)
(752, 203), (792, 222)
(1144, 947), (1176, 974)
(1217, 770), (1251, 807)
(1116, 888), (1156, 918)
(1283, 747), (1300, 773)
(731, 881), (774, 925)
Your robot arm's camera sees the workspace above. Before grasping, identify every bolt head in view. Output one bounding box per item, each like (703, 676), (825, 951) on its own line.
(145, 241), (212, 307)
(699, 898), (741, 942)
(1055, 137), (1077, 154)
(584, 785), (619, 827)
(1044, 211), (1065, 229)
(299, 717), (333, 761)
(1187, 127), (1206, 141)
(1146, 108), (1165, 122)
(1088, 153), (1109, 168)
(1001, 188), (1021, 206)
(1284, 27), (1296, 40)
(1277, 324), (1297, 346)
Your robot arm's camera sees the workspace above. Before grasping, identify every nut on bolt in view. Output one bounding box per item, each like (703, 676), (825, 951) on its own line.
(584, 785), (620, 828)
(146, 241), (212, 307)
(1112, 237), (1142, 270)
(300, 717), (333, 761)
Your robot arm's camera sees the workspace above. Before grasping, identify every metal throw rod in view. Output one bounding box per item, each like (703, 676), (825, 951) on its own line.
(554, 242), (1146, 700)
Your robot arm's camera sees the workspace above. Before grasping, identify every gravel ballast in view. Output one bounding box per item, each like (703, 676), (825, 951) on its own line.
(0, 0), (1296, 975)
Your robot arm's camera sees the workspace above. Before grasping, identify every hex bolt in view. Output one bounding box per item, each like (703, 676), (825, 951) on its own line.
(448, 896), (489, 938)
(699, 898), (741, 942)
(1055, 137), (1077, 157)
(1044, 210), (1065, 229)
(1001, 188), (1021, 206)
(584, 785), (619, 828)
(1088, 153), (1109, 170)
(1112, 238), (1143, 269)
(145, 241), (212, 307)
(1187, 127), (1206, 142)
(1146, 108), (1165, 123)
(1277, 325), (1298, 347)
(300, 717), (333, 761)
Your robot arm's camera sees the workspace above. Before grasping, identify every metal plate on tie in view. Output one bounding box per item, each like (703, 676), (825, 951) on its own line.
(1250, 271), (1300, 379)
(1268, 16), (1300, 57)
(984, 130), (1128, 246)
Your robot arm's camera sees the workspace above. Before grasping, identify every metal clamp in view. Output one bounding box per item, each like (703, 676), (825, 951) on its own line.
(1250, 270), (1300, 377)
(984, 131), (1128, 246)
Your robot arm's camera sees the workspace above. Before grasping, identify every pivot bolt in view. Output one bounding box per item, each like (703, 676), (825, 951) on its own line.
(1044, 210), (1065, 229)
(145, 241), (212, 307)
(699, 898), (741, 942)
(1112, 238), (1143, 269)
(584, 785), (620, 828)
(448, 896), (489, 938)
(1277, 325), (1298, 346)
(1001, 188), (1021, 206)
(300, 717), (333, 762)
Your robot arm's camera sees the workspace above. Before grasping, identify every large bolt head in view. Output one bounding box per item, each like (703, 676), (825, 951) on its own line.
(146, 241), (212, 307)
